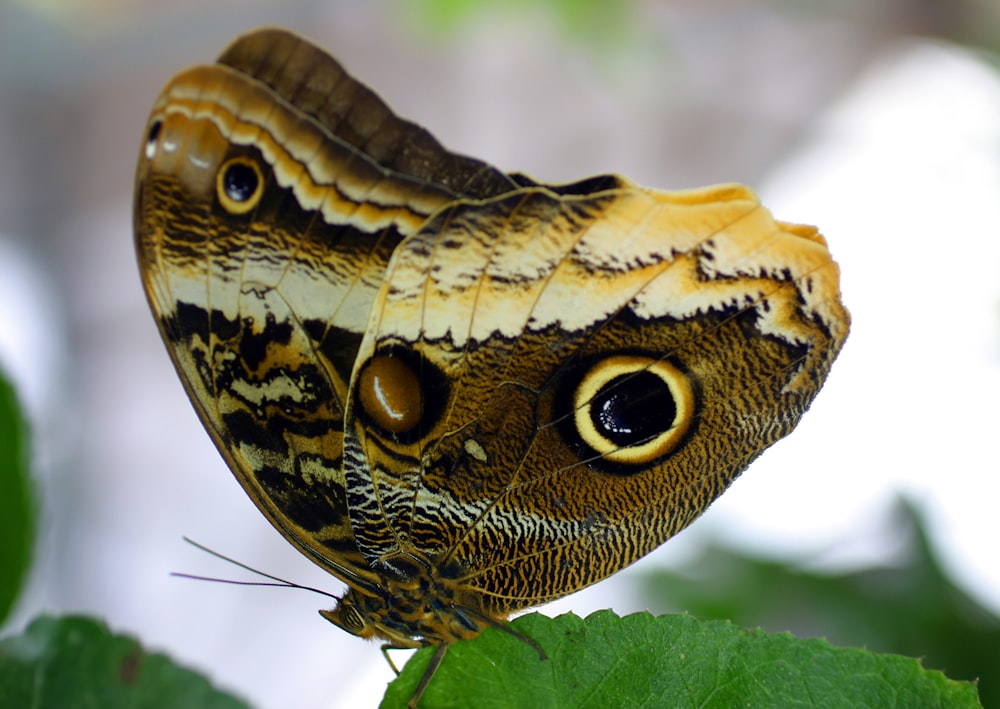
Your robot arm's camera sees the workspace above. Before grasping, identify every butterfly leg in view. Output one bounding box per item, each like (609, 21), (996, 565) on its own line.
(380, 644), (406, 676)
(408, 643), (448, 709)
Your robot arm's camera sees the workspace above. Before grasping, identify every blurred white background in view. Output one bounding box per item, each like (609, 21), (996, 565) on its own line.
(0, 1), (998, 708)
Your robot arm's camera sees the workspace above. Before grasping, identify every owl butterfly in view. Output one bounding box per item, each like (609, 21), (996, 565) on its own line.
(134, 27), (848, 707)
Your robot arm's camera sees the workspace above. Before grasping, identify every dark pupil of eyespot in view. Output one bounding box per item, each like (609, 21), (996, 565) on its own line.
(591, 371), (675, 446)
(146, 120), (162, 147)
(223, 162), (259, 202)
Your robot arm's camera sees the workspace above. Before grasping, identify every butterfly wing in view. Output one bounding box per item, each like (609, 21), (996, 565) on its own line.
(343, 179), (849, 609)
(134, 28), (521, 586)
(137, 27), (849, 631)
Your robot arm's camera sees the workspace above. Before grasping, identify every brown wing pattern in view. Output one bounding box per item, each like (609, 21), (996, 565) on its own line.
(135, 29), (522, 586)
(344, 181), (848, 609)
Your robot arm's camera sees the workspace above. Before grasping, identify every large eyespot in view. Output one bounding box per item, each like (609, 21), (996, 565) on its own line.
(354, 345), (449, 444)
(216, 156), (264, 214)
(572, 355), (695, 467)
(144, 119), (162, 160)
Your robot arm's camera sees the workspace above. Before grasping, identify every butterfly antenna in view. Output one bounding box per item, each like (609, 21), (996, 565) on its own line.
(175, 537), (339, 602)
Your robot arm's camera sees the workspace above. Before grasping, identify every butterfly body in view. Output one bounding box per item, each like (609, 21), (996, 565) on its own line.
(135, 27), (849, 701)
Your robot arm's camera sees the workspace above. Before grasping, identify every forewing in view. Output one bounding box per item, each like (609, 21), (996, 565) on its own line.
(134, 28), (520, 584)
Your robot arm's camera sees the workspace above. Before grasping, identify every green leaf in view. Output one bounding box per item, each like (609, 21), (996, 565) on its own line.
(406, 0), (635, 45)
(0, 615), (251, 709)
(0, 371), (33, 626)
(639, 498), (1000, 708)
(382, 611), (981, 708)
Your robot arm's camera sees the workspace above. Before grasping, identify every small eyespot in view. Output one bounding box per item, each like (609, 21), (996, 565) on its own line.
(144, 119), (162, 160)
(215, 156), (264, 214)
(357, 355), (424, 435)
(354, 345), (450, 444)
(572, 355), (695, 466)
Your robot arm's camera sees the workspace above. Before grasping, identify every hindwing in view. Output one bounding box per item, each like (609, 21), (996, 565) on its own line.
(343, 180), (847, 609)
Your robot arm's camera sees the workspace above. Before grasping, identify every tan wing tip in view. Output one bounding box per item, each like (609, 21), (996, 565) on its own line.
(777, 220), (827, 247)
(652, 182), (757, 205)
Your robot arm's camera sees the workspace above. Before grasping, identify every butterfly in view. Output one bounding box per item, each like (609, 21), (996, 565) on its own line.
(134, 27), (849, 706)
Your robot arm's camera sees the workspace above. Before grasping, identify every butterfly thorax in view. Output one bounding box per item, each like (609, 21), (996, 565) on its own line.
(320, 564), (492, 648)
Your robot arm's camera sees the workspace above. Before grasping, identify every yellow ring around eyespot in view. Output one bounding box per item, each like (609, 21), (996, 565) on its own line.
(215, 156), (264, 215)
(572, 355), (695, 465)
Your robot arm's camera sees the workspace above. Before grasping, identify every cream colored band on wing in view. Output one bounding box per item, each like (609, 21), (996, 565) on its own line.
(155, 65), (457, 235)
(376, 184), (847, 349)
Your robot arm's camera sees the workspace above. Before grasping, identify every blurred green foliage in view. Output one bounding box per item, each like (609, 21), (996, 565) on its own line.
(640, 498), (999, 708)
(0, 616), (250, 709)
(0, 371), (33, 626)
(407, 0), (636, 45)
(407, 0), (1000, 53)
